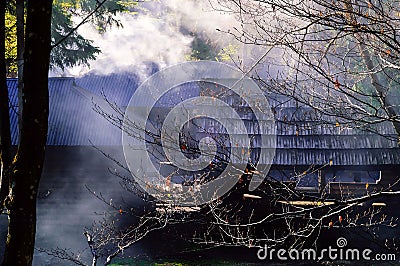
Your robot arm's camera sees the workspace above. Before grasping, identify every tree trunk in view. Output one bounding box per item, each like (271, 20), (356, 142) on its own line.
(343, 0), (400, 145)
(0, 0), (12, 205)
(1, 1), (53, 265)
(16, 0), (25, 133)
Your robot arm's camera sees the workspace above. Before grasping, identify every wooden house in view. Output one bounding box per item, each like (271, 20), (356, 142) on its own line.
(1, 73), (398, 264)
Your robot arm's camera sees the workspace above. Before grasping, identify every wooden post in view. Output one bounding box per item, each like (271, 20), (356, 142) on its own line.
(318, 169), (326, 194)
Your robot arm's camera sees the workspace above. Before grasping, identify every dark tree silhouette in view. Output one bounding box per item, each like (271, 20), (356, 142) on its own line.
(0, 1), (53, 265)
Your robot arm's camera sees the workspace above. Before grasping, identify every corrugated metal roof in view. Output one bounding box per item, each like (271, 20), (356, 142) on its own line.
(271, 148), (400, 166)
(8, 77), (121, 146)
(7, 76), (400, 166)
(7, 79), (19, 145)
(75, 72), (139, 106)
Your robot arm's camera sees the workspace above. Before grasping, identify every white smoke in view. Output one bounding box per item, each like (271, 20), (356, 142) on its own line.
(65, 14), (190, 76)
(62, 0), (244, 77)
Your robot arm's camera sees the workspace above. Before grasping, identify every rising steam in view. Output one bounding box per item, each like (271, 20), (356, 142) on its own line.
(61, 0), (243, 77)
